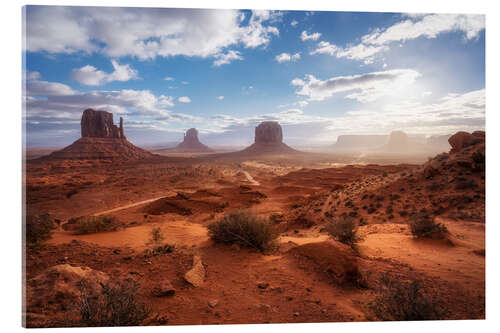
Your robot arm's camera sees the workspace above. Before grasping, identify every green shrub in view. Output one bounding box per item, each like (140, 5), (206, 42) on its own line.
(408, 213), (447, 239)
(71, 215), (122, 235)
(79, 278), (150, 326)
(207, 211), (277, 251)
(370, 273), (446, 321)
(25, 213), (56, 244)
(325, 217), (359, 246)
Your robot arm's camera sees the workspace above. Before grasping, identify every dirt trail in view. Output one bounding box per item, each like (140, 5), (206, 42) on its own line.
(92, 195), (168, 216)
(242, 170), (260, 185)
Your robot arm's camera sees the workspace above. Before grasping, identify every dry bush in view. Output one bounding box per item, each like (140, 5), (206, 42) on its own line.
(408, 213), (448, 239)
(325, 217), (359, 247)
(79, 278), (150, 327)
(208, 211), (277, 251)
(25, 213), (57, 244)
(370, 274), (446, 321)
(71, 215), (122, 235)
(147, 227), (164, 247)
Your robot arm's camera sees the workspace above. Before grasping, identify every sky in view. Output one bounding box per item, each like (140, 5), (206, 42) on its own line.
(23, 6), (485, 147)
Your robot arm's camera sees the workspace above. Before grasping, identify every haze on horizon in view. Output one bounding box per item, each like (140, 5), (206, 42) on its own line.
(23, 6), (485, 148)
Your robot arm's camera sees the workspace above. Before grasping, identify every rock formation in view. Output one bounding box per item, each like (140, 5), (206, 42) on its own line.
(81, 108), (125, 139)
(332, 135), (388, 151)
(173, 128), (213, 152)
(238, 121), (298, 155)
(46, 109), (153, 160)
(448, 131), (485, 154)
(385, 130), (410, 152)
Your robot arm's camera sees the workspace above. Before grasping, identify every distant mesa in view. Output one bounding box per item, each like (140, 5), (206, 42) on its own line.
(238, 121), (298, 155)
(332, 135), (388, 151)
(384, 130), (410, 152)
(47, 109), (153, 160)
(174, 128), (213, 153)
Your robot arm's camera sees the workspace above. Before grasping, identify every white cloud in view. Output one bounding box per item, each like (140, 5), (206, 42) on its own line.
(290, 20), (298, 27)
(178, 96), (191, 103)
(217, 96), (224, 100)
(181, 81), (189, 85)
(310, 14), (484, 63)
(213, 50), (243, 66)
(164, 77), (175, 81)
(301, 30), (321, 41)
(275, 52), (301, 63)
(25, 7), (280, 62)
(71, 60), (138, 86)
(291, 69), (421, 102)
(26, 79), (77, 96)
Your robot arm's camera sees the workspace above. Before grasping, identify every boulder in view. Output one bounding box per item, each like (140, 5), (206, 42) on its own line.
(184, 255), (205, 287)
(81, 108), (125, 139)
(289, 241), (361, 286)
(255, 121), (283, 144)
(152, 280), (176, 297)
(448, 131), (483, 154)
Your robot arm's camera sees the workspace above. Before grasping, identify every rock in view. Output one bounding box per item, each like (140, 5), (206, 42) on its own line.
(257, 282), (270, 290)
(208, 299), (219, 308)
(174, 128), (213, 152)
(448, 131), (483, 154)
(184, 255), (205, 287)
(255, 121), (283, 144)
(289, 241), (361, 286)
(81, 108), (125, 139)
(27, 264), (109, 311)
(152, 280), (176, 297)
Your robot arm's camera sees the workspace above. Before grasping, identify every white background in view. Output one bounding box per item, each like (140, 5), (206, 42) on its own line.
(1, 0), (498, 332)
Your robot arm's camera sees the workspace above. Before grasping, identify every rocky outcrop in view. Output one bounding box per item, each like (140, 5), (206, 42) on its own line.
(27, 264), (109, 312)
(255, 121), (283, 144)
(184, 255), (205, 287)
(81, 108), (125, 139)
(174, 128), (213, 152)
(46, 109), (153, 161)
(237, 121), (298, 155)
(448, 131), (484, 154)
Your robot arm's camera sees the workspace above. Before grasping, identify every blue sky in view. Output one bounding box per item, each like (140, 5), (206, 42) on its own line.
(23, 6), (485, 147)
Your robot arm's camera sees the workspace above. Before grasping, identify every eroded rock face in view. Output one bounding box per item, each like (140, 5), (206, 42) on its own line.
(81, 108), (125, 139)
(448, 131), (484, 154)
(255, 121), (283, 144)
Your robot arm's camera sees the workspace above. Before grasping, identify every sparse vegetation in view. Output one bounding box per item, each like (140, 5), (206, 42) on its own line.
(325, 217), (359, 247)
(408, 213), (448, 239)
(79, 278), (150, 327)
(208, 211), (277, 251)
(25, 213), (57, 244)
(148, 226), (164, 246)
(370, 273), (446, 321)
(70, 215), (123, 235)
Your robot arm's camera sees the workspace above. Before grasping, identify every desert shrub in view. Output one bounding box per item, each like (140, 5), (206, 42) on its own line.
(325, 217), (359, 247)
(79, 278), (150, 327)
(455, 179), (476, 190)
(25, 213), (57, 244)
(207, 211), (277, 251)
(370, 274), (446, 321)
(408, 213), (447, 239)
(71, 215), (122, 235)
(148, 227), (164, 247)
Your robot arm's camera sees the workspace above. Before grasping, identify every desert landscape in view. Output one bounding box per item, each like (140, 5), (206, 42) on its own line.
(23, 109), (485, 327)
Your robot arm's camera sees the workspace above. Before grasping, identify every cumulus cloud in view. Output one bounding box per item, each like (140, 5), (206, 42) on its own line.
(275, 52), (301, 63)
(290, 20), (298, 27)
(301, 30), (321, 41)
(213, 50), (243, 66)
(25, 7), (281, 63)
(164, 76), (175, 81)
(310, 13), (484, 63)
(71, 60), (138, 86)
(217, 96), (224, 100)
(178, 96), (191, 103)
(291, 69), (421, 102)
